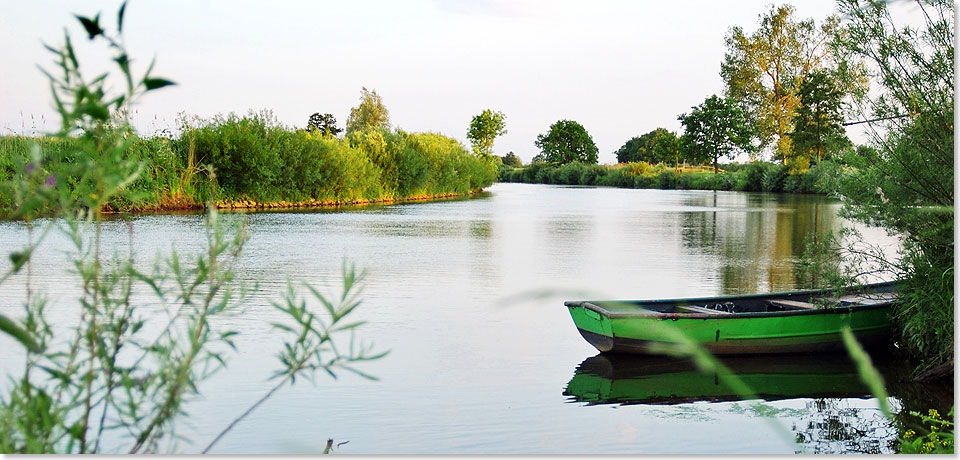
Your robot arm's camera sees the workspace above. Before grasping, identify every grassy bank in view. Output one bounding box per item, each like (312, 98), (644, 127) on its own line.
(0, 113), (498, 214)
(498, 159), (843, 194)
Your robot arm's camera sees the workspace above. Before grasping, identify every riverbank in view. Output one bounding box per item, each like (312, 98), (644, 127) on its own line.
(498, 159), (842, 194)
(0, 114), (498, 216)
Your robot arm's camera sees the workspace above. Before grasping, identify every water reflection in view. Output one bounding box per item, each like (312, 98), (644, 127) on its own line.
(563, 353), (904, 453)
(564, 354), (870, 406)
(678, 192), (839, 294)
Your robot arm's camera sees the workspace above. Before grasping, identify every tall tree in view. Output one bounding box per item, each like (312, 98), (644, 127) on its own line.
(790, 70), (849, 168)
(345, 87), (390, 135)
(467, 109), (507, 158)
(614, 128), (679, 165)
(501, 152), (522, 168)
(721, 4), (827, 163)
(306, 112), (342, 136)
(678, 95), (755, 173)
(533, 120), (598, 165)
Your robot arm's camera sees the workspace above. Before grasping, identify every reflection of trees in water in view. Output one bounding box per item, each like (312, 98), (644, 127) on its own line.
(792, 398), (899, 454)
(678, 192), (838, 294)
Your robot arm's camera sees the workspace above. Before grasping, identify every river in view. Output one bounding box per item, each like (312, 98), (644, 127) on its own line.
(0, 183), (950, 454)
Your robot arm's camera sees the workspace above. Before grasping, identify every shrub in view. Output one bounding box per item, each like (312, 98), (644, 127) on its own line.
(656, 170), (680, 189)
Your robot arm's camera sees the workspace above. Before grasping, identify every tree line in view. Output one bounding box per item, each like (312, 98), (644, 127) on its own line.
(491, 4), (865, 176)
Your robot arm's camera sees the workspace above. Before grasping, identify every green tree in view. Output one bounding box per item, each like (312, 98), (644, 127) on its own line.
(501, 151), (522, 167)
(830, 0), (953, 369)
(721, 4), (825, 163)
(466, 109), (507, 158)
(306, 112), (341, 136)
(678, 95), (755, 174)
(345, 87), (390, 135)
(614, 128), (679, 165)
(790, 70), (849, 169)
(533, 120), (598, 165)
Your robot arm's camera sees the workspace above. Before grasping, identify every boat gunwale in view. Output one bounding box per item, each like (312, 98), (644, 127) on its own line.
(563, 282), (897, 320)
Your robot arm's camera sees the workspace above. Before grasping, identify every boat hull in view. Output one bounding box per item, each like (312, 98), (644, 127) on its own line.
(566, 285), (895, 355)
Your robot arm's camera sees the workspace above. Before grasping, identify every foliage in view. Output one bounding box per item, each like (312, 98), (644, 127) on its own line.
(721, 5), (860, 163)
(829, 0), (954, 368)
(614, 128), (679, 165)
(678, 95), (755, 173)
(345, 87), (390, 135)
(0, 5), (384, 453)
(900, 409), (954, 454)
(500, 158), (838, 195)
(466, 109), (507, 158)
(533, 119), (598, 165)
(306, 112), (341, 137)
(501, 152), (522, 168)
(790, 70), (850, 171)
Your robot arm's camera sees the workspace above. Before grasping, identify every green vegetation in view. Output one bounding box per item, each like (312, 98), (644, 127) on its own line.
(467, 109), (507, 158)
(180, 112), (497, 207)
(720, 4), (864, 168)
(900, 409), (954, 454)
(613, 128), (679, 165)
(500, 151), (522, 168)
(345, 87), (390, 135)
(678, 95), (756, 174)
(306, 112), (342, 136)
(500, 159), (837, 194)
(1, 106), (497, 216)
(0, 5), (384, 453)
(791, 70), (850, 165)
(826, 0), (953, 372)
(533, 119), (598, 165)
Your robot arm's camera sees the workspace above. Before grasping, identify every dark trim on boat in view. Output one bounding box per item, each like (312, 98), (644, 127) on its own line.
(565, 282), (898, 320)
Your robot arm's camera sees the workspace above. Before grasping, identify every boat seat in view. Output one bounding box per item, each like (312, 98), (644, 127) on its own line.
(767, 299), (818, 310)
(676, 305), (733, 315)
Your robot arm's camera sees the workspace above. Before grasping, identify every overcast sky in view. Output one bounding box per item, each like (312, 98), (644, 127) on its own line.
(3, 0), (861, 164)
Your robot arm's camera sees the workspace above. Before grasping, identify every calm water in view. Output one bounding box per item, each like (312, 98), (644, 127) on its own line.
(0, 183), (948, 454)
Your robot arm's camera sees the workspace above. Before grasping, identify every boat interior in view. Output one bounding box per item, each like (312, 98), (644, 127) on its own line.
(591, 289), (898, 315)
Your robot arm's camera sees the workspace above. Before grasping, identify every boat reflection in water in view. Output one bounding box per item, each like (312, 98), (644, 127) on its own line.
(564, 353), (904, 453)
(564, 353), (871, 406)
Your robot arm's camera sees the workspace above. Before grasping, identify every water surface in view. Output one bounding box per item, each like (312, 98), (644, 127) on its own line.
(0, 183), (944, 454)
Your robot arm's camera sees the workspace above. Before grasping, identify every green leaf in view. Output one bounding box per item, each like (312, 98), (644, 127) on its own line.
(0, 313), (41, 352)
(9, 250), (31, 273)
(118, 1), (128, 33)
(64, 33), (78, 69)
(76, 14), (103, 40)
(143, 77), (175, 91)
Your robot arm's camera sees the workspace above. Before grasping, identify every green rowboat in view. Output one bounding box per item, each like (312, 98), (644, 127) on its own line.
(564, 282), (897, 355)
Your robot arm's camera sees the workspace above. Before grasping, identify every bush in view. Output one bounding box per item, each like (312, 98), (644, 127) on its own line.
(761, 163), (788, 192)
(655, 170), (680, 189)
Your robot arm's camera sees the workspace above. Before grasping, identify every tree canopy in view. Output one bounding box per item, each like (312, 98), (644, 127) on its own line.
(501, 152), (522, 168)
(678, 95), (755, 173)
(533, 120), (598, 165)
(467, 109), (507, 158)
(790, 70), (849, 169)
(614, 128), (679, 165)
(306, 112), (342, 136)
(345, 87), (390, 135)
(721, 4), (835, 163)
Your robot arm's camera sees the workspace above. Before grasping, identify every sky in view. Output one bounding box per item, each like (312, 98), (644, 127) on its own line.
(2, 0), (864, 164)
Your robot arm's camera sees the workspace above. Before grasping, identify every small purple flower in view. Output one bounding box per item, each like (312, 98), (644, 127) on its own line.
(45, 174), (56, 187)
(25, 163), (36, 174)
